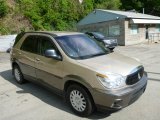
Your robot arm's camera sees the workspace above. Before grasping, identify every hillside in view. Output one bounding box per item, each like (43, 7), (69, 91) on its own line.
(0, 0), (33, 35)
(0, 0), (121, 35)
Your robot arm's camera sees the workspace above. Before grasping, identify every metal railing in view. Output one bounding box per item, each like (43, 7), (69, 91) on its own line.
(148, 32), (160, 43)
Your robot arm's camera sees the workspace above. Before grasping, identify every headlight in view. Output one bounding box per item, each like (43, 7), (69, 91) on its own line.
(104, 40), (111, 44)
(97, 73), (126, 89)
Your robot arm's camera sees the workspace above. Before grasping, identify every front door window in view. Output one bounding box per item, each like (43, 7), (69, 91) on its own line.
(35, 35), (63, 89)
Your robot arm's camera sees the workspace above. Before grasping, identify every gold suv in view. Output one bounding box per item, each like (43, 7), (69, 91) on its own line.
(11, 31), (148, 116)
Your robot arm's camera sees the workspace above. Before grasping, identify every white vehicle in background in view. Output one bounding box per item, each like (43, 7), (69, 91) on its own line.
(0, 34), (16, 52)
(6, 38), (16, 53)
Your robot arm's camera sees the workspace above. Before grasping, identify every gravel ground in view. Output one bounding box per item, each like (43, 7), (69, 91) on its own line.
(0, 43), (160, 120)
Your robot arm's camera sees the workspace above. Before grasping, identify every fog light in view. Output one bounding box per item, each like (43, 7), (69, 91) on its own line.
(111, 99), (122, 109)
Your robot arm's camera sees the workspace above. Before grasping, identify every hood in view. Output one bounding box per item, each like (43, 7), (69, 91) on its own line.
(77, 52), (141, 76)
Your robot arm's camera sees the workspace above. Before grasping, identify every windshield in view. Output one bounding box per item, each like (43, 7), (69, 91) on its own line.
(55, 34), (109, 59)
(92, 32), (105, 39)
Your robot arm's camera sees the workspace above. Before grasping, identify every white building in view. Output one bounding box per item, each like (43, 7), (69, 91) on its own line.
(77, 9), (160, 45)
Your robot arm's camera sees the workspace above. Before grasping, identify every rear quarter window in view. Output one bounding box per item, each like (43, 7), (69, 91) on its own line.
(13, 32), (25, 47)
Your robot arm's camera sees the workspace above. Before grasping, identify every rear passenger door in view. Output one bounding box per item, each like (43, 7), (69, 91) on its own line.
(35, 35), (63, 90)
(19, 35), (38, 80)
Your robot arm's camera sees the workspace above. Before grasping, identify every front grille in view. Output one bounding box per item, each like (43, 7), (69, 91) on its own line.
(126, 67), (144, 85)
(110, 39), (117, 44)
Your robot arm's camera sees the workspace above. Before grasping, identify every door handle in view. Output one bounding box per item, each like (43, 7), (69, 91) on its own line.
(36, 58), (40, 61)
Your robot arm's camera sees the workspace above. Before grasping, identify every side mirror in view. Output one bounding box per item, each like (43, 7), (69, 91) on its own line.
(45, 49), (62, 61)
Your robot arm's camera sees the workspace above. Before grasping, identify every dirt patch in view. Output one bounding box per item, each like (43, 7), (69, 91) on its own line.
(1, 0), (33, 34)
(6, 0), (16, 9)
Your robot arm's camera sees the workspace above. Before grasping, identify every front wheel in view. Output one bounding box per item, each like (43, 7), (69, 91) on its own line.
(66, 84), (94, 117)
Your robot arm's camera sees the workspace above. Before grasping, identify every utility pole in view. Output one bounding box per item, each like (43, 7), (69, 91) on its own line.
(143, 8), (145, 14)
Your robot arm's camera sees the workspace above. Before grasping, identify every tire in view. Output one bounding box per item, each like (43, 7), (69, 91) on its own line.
(109, 47), (115, 51)
(66, 84), (94, 117)
(13, 65), (25, 84)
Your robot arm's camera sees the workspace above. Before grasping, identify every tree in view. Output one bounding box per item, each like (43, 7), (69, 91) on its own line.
(94, 0), (121, 10)
(14, 0), (122, 31)
(142, 0), (160, 16)
(120, 0), (160, 16)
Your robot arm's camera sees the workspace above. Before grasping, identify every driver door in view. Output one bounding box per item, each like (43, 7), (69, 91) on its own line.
(35, 35), (63, 90)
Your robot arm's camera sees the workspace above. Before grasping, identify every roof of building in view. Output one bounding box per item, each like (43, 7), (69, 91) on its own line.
(101, 9), (160, 19)
(78, 9), (160, 26)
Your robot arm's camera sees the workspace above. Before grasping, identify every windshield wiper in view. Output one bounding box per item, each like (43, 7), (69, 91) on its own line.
(79, 52), (106, 59)
(90, 53), (106, 57)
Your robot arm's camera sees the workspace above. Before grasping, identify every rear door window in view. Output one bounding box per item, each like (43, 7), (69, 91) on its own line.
(20, 35), (38, 54)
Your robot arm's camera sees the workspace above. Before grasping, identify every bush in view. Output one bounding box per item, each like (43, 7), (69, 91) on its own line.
(0, 0), (8, 17)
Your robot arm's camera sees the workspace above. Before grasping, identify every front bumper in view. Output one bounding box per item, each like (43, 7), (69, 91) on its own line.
(92, 73), (148, 111)
(105, 43), (117, 49)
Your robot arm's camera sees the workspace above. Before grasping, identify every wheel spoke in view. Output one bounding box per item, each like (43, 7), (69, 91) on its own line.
(70, 90), (87, 112)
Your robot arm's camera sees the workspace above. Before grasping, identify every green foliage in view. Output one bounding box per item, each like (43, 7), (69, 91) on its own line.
(95, 0), (121, 10)
(120, 0), (160, 16)
(0, 0), (123, 33)
(120, 0), (143, 11)
(2, 0), (160, 34)
(14, 0), (121, 31)
(0, 0), (8, 18)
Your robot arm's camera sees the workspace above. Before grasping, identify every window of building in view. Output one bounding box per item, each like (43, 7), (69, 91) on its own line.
(98, 27), (104, 33)
(109, 25), (120, 36)
(81, 28), (88, 33)
(130, 24), (138, 34)
(96, 27), (106, 36)
(156, 24), (160, 32)
(103, 27), (109, 36)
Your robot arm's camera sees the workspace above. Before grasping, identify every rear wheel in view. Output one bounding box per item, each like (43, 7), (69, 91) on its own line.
(66, 84), (94, 117)
(13, 65), (25, 84)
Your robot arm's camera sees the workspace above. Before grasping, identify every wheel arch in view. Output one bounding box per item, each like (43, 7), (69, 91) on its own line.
(63, 75), (95, 106)
(11, 58), (22, 75)
(12, 61), (18, 68)
(11, 61), (19, 74)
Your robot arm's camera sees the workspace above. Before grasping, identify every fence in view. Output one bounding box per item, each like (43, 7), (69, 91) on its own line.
(149, 32), (160, 43)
